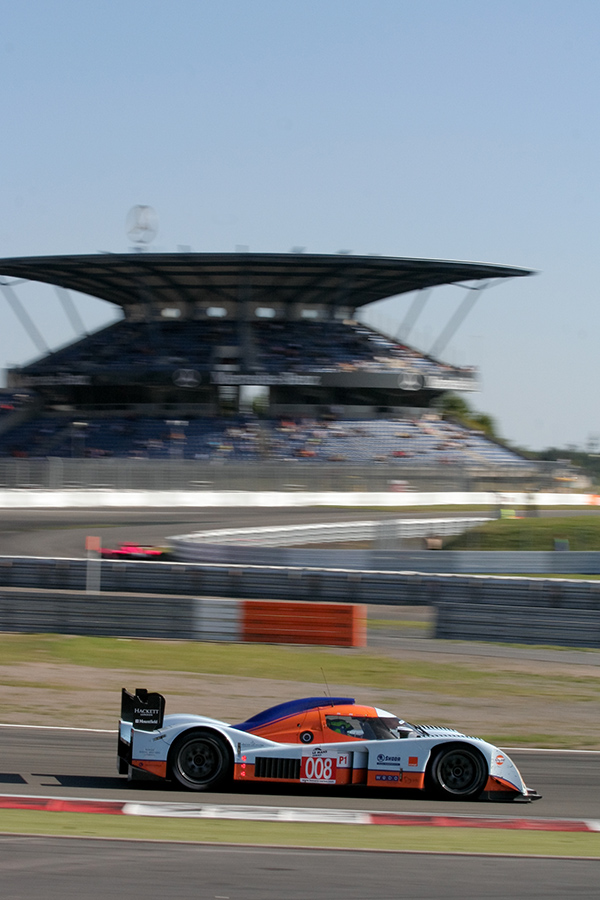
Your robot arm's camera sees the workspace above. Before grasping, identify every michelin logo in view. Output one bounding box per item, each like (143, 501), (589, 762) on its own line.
(377, 754), (402, 764)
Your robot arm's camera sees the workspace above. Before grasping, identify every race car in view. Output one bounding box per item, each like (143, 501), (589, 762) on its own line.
(118, 689), (540, 802)
(101, 543), (168, 560)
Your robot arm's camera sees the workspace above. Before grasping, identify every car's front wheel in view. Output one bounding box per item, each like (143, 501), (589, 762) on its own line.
(169, 730), (232, 791)
(427, 744), (487, 800)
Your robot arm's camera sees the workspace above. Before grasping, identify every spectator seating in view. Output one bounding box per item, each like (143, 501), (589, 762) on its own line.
(18, 319), (472, 381)
(0, 413), (529, 467)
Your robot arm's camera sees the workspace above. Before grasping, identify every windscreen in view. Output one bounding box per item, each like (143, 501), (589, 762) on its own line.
(325, 714), (403, 740)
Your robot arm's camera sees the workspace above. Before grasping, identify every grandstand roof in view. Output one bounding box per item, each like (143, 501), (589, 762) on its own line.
(0, 252), (533, 311)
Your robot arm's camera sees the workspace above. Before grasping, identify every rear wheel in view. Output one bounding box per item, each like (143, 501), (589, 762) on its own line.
(169, 730), (232, 791)
(427, 745), (487, 800)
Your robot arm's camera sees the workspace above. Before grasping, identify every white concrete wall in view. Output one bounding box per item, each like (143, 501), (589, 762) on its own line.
(0, 489), (595, 509)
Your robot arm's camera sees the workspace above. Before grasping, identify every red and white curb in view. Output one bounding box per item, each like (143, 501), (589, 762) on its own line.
(1, 795), (599, 832)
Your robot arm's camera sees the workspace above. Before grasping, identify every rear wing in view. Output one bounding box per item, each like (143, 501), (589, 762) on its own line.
(121, 688), (166, 731)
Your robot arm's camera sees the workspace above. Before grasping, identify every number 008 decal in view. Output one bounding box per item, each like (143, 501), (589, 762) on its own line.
(300, 755), (337, 784)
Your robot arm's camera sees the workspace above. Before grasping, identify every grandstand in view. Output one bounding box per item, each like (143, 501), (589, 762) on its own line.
(0, 251), (534, 475)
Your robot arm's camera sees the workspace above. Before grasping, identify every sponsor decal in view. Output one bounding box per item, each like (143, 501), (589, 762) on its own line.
(129, 691), (165, 731)
(311, 747), (327, 757)
(377, 754), (402, 765)
(375, 774), (400, 782)
(132, 759), (167, 778)
(408, 756), (418, 767)
(495, 754), (505, 766)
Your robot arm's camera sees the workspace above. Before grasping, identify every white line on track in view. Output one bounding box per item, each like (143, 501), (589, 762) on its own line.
(502, 747), (600, 754)
(0, 723), (115, 733)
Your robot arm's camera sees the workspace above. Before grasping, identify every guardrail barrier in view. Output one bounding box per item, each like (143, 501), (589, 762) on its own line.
(0, 588), (366, 648)
(1, 557), (600, 649)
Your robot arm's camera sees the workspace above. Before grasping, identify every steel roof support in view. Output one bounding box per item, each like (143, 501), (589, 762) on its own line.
(53, 285), (88, 336)
(0, 281), (48, 356)
(428, 282), (488, 360)
(396, 288), (432, 343)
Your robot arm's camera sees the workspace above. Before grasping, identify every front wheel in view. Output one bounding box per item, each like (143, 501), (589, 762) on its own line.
(427, 745), (487, 800)
(169, 730), (232, 791)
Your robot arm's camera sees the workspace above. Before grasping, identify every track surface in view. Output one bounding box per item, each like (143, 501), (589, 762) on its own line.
(2, 836), (599, 900)
(2, 507), (598, 560)
(2, 729), (600, 897)
(1, 727), (598, 820)
(4, 835), (600, 900)
(0, 508), (426, 559)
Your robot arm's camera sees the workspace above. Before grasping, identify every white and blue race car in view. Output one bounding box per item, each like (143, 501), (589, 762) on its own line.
(118, 688), (540, 802)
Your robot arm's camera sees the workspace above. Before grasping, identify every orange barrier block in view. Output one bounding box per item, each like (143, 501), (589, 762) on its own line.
(241, 600), (366, 648)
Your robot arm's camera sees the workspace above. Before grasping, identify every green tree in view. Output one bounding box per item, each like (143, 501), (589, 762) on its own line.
(436, 393), (499, 439)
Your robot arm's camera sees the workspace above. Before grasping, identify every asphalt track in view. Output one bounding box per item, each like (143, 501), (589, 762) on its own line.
(2, 506), (599, 560)
(1, 729), (600, 898)
(2, 835), (599, 900)
(1, 727), (599, 820)
(0, 508), (432, 559)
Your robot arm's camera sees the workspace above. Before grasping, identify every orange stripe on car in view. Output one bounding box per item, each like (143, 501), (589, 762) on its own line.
(132, 759), (167, 779)
(484, 775), (520, 793)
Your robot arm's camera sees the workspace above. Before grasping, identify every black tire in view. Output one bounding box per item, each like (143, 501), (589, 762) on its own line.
(169, 730), (232, 791)
(427, 744), (487, 800)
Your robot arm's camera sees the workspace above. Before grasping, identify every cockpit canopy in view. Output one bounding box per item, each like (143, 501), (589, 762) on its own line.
(325, 714), (415, 740)
(234, 697), (416, 744)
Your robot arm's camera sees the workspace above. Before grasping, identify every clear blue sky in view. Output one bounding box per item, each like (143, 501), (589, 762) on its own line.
(1, 0), (598, 451)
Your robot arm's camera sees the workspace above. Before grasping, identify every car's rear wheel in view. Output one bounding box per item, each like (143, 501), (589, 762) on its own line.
(427, 744), (487, 800)
(169, 730), (232, 791)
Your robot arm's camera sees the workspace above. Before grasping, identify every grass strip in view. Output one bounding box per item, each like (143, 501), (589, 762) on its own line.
(444, 515), (600, 551)
(320, 506), (593, 514)
(0, 810), (598, 857)
(2, 633), (599, 702)
(2, 633), (600, 747)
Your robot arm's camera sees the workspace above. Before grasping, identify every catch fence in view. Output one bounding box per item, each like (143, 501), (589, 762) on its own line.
(0, 457), (549, 493)
(1, 557), (600, 648)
